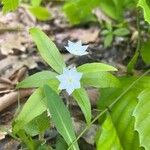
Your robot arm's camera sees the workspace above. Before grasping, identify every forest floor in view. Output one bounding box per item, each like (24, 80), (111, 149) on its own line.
(0, 3), (149, 150)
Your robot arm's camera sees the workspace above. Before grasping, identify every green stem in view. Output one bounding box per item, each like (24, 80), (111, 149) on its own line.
(127, 10), (141, 74)
(67, 69), (150, 150)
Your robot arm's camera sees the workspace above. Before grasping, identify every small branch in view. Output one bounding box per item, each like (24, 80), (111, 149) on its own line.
(0, 27), (23, 33)
(0, 89), (34, 112)
(127, 9), (142, 74)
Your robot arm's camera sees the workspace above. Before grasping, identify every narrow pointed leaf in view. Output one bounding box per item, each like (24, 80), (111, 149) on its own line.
(77, 63), (117, 73)
(30, 28), (65, 73)
(72, 88), (91, 124)
(44, 85), (79, 150)
(16, 71), (59, 92)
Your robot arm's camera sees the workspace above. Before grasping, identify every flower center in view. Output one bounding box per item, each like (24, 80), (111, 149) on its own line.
(68, 78), (73, 83)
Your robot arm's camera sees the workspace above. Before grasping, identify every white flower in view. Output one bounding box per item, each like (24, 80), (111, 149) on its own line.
(65, 40), (88, 56)
(56, 67), (83, 95)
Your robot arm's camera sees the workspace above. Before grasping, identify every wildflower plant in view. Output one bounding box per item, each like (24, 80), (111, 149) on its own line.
(12, 28), (120, 149)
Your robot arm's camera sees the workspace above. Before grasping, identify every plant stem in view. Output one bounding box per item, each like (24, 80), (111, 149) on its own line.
(127, 9), (141, 74)
(67, 69), (150, 150)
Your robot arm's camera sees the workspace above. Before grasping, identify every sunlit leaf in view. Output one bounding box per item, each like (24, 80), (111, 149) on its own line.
(133, 88), (150, 150)
(44, 85), (79, 150)
(29, 6), (51, 21)
(97, 114), (123, 150)
(77, 63), (117, 73)
(138, 0), (150, 24)
(16, 71), (59, 92)
(30, 28), (65, 73)
(72, 88), (91, 124)
(97, 76), (150, 149)
(81, 72), (120, 88)
(2, 0), (19, 13)
(31, 0), (42, 6)
(13, 88), (46, 134)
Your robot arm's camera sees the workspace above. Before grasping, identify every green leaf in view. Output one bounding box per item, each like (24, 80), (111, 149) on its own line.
(30, 28), (65, 73)
(2, 0), (19, 13)
(97, 76), (150, 149)
(56, 136), (68, 150)
(140, 41), (150, 64)
(81, 72), (120, 88)
(113, 28), (130, 36)
(29, 6), (51, 21)
(127, 51), (139, 74)
(63, 0), (99, 25)
(16, 71), (59, 92)
(97, 114), (123, 150)
(44, 85), (79, 150)
(77, 63), (117, 73)
(13, 88), (46, 134)
(138, 0), (150, 24)
(133, 88), (150, 150)
(31, 0), (42, 6)
(99, 0), (123, 20)
(17, 130), (36, 150)
(24, 112), (50, 136)
(72, 88), (91, 124)
(104, 34), (113, 48)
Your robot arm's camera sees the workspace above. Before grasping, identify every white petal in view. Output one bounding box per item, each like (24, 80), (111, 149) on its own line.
(66, 86), (74, 95)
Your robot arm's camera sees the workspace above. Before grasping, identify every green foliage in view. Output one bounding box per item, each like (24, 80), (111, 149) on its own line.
(104, 34), (113, 48)
(30, 28), (66, 73)
(44, 85), (79, 150)
(72, 88), (91, 124)
(63, 0), (99, 25)
(2, 0), (19, 13)
(99, 0), (123, 20)
(16, 71), (59, 92)
(29, 6), (51, 21)
(13, 88), (46, 134)
(138, 0), (150, 24)
(81, 72), (120, 88)
(24, 112), (50, 136)
(102, 23), (130, 47)
(77, 63), (117, 72)
(97, 114), (123, 150)
(113, 28), (130, 36)
(133, 89), (150, 150)
(97, 76), (150, 149)
(56, 136), (68, 150)
(127, 52), (139, 74)
(63, 0), (137, 25)
(31, 0), (42, 6)
(77, 63), (119, 88)
(140, 41), (150, 64)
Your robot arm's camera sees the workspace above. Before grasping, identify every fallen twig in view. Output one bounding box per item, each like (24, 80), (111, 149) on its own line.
(0, 89), (34, 112)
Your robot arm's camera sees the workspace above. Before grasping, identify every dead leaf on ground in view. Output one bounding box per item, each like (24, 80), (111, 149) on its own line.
(93, 8), (111, 23)
(55, 27), (100, 44)
(0, 55), (37, 78)
(74, 120), (99, 145)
